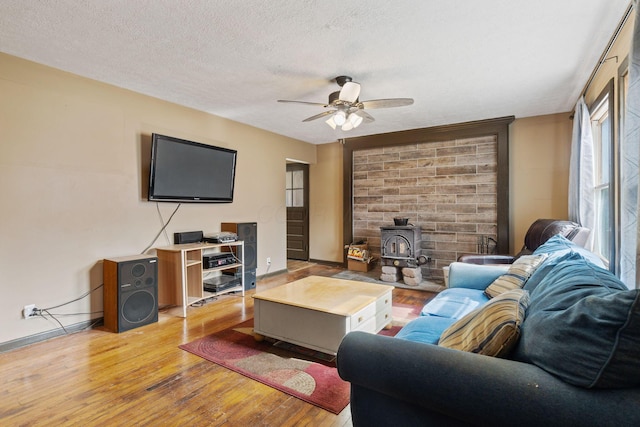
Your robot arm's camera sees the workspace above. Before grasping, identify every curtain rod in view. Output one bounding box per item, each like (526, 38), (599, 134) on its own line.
(580, 2), (634, 98)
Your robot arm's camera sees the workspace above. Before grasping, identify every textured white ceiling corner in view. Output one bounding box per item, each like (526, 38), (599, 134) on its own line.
(0, 0), (631, 144)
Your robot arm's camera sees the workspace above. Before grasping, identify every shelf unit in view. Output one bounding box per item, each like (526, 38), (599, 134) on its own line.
(156, 241), (245, 317)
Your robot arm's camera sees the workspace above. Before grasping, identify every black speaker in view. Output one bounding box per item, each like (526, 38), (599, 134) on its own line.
(244, 269), (256, 290)
(221, 222), (257, 269)
(103, 255), (158, 333)
(174, 230), (203, 244)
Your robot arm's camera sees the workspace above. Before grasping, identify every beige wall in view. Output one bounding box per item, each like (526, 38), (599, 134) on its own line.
(309, 142), (343, 262)
(509, 114), (573, 252)
(0, 53), (316, 345)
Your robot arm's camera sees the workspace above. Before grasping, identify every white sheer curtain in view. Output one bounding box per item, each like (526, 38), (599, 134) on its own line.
(568, 97), (595, 250)
(620, 0), (640, 289)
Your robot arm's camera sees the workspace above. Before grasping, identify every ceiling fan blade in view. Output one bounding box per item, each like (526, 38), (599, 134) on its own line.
(280, 76), (410, 129)
(358, 98), (414, 109)
(356, 110), (376, 123)
(302, 110), (335, 122)
(339, 81), (361, 103)
(278, 99), (328, 107)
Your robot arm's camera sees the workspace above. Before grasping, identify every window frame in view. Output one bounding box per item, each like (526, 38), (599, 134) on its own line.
(589, 79), (616, 271)
(616, 56), (629, 276)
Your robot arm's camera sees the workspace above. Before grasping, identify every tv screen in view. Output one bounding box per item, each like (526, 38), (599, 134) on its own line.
(148, 133), (237, 203)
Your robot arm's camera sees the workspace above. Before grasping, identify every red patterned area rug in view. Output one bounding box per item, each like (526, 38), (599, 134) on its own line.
(180, 319), (349, 413)
(179, 304), (420, 414)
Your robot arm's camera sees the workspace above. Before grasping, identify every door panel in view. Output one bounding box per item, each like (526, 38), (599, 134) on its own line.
(286, 163), (309, 260)
(287, 206), (307, 259)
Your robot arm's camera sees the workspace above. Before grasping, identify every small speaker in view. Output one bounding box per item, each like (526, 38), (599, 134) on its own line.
(221, 222), (257, 269)
(103, 255), (158, 333)
(174, 230), (204, 244)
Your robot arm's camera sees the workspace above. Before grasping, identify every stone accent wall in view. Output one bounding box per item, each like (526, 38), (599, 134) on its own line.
(352, 135), (498, 281)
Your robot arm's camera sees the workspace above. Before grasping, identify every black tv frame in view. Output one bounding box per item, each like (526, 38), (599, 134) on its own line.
(148, 133), (237, 203)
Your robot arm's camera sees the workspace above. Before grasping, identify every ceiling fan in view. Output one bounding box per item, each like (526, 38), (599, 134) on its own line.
(278, 76), (414, 131)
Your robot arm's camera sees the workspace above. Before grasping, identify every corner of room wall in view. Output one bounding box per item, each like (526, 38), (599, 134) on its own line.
(309, 142), (343, 262)
(509, 113), (573, 253)
(584, 7), (633, 110)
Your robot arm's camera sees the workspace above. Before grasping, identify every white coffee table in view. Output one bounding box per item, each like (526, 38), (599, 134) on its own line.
(252, 276), (393, 355)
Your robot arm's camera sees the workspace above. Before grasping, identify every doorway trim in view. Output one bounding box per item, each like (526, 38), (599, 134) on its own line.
(286, 162), (310, 260)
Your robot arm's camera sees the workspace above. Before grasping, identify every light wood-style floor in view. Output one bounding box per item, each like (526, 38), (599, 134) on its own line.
(0, 263), (433, 426)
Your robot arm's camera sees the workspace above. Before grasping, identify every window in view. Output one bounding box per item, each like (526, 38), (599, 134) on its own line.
(590, 80), (615, 269)
(286, 168), (304, 207)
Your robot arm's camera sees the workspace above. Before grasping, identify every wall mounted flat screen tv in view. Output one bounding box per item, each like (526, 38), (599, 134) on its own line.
(148, 133), (237, 203)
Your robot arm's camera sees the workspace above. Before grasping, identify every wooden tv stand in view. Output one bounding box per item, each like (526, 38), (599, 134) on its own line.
(156, 241), (245, 317)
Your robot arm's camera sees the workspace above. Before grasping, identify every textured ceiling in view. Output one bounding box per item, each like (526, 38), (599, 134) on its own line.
(0, 0), (631, 144)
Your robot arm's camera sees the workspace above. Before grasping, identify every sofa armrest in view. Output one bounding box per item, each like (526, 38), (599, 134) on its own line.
(447, 262), (509, 290)
(337, 332), (640, 427)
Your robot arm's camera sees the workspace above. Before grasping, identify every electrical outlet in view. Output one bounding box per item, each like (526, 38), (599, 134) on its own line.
(266, 257), (271, 265)
(23, 304), (36, 319)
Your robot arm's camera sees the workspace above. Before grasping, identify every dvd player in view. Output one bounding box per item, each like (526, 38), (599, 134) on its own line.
(204, 231), (238, 243)
(203, 275), (241, 293)
(202, 252), (237, 269)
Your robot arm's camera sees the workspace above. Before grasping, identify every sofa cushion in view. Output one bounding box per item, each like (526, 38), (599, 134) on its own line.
(446, 262), (510, 290)
(484, 254), (547, 298)
(522, 234), (606, 293)
(531, 233), (602, 263)
(395, 316), (457, 345)
(522, 251), (578, 294)
(438, 289), (530, 357)
(420, 288), (489, 319)
(517, 256), (640, 389)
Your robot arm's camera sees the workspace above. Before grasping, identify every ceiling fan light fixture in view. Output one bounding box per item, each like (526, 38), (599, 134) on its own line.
(325, 116), (337, 129)
(283, 75), (412, 130)
(348, 112), (363, 129)
(333, 110), (346, 126)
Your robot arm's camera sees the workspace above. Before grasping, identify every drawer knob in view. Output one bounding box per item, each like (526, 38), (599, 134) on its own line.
(358, 316), (363, 323)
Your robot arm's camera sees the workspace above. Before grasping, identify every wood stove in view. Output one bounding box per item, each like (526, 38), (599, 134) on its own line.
(380, 225), (422, 268)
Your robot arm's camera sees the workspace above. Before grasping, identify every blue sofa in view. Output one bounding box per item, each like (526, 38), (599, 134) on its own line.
(337, 235), (640, 426)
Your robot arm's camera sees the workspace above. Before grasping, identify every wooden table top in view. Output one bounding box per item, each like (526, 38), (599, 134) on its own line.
(252, 276), (393, 316)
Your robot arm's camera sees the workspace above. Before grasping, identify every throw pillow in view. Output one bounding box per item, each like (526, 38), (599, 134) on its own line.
(484, 254), (547, 298)
(517, 257), (640, 389)
(438, 289), (530, 358)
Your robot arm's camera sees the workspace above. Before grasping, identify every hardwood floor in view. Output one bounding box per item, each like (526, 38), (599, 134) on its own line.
(0, 264), (434, 426)
(286, 259), (317, 273)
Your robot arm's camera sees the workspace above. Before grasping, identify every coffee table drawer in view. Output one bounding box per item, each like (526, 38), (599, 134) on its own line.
(349, 303), (376, 330)
(353, 315), (377, 333)
(353, 307), (392, 333)
(376, 308), (392, 329)
(349, 290), (392, 332)
(376, 292), (392, 312)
